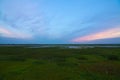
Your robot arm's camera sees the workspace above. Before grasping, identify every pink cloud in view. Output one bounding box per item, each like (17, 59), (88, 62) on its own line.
(72, 27), (120, 42)
(0, 26), (32, 39)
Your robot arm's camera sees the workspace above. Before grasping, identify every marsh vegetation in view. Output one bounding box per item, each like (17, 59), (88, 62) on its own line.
(0, 45), (120, 80)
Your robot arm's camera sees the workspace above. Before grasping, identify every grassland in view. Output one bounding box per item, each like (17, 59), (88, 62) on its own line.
(0, 46), (120, 80)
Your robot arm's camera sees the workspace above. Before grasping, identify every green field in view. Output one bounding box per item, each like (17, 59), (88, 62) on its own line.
(0, 46), (120, 80)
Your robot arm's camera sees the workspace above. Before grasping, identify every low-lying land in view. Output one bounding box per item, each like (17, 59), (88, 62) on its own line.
(0, 46), (120, 80)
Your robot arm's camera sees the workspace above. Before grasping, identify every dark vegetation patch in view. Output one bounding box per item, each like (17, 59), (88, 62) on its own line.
(0, 56), (26, 61)
(0, 74), (4, 80)
(106, 55), (119, 61)
(76, 56), (88, 60)
(101, 54), (120, 61)
(57, 62), (78, 67)
(32, 60), (45, 65)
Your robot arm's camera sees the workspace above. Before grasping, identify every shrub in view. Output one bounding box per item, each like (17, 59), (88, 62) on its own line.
(106, 55), (119, 61)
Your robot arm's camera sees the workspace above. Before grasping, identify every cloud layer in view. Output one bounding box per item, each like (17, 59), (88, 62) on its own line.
(0, 25), (32, 39)
(72, 27), (120, 42)
(0, 0), (120, 43)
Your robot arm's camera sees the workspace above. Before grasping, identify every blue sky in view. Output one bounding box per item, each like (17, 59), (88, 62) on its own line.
(0, 0), (120, 44)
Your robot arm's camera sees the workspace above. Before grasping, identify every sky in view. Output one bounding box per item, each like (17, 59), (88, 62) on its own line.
(0, 0), (120, 44)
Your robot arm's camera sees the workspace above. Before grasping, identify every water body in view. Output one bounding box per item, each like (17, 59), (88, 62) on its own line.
(25, 44), (120, 49)
(0, 44), (120, 49)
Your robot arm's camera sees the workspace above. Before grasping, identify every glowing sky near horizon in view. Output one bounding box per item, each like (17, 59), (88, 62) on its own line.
(72, 27), (120, 42)
(0, 0), (120, 44)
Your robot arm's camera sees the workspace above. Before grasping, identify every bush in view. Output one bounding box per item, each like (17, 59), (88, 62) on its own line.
(107, 55), (119, 61)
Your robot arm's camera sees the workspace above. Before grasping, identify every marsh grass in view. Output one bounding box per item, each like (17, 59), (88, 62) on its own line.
(0, 46), (120, 80)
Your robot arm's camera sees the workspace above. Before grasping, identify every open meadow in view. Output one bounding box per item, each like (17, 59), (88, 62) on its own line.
(0, 45), (120, 80)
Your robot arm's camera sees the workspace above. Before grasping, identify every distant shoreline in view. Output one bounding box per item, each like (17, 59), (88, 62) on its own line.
(0, 44), (120, 49)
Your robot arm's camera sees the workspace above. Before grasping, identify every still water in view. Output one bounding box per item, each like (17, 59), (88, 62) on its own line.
(0, 44), (120, 49)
